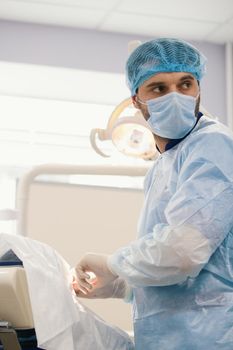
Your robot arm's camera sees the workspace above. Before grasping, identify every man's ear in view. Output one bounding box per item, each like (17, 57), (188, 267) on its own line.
(132, 95), (140, 109)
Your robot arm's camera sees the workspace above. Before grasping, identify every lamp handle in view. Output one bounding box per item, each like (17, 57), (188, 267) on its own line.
(89, 129), (110, 158)
(106, 98), (132, 130)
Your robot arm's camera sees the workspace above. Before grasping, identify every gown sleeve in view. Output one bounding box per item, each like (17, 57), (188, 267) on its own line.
(108, 132), (233, 287)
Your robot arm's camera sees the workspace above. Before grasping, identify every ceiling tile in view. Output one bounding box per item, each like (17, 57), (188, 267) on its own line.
(101, 13), (218, 41)
(206, 18), (233, 43)
(12, 0), (120, 10)
(117, 0), (233, 23)
(0, 0), (232, 43)
(0, 1), (107, 28)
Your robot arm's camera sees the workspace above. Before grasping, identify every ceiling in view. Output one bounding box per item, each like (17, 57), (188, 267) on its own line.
(0, 0), (233, 44)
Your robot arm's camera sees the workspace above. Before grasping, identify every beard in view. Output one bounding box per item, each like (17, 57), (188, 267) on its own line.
(138, 104), (150, 121)
(195, 94), (201, 117)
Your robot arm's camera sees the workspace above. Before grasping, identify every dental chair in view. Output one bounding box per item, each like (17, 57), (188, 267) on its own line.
(0, 250), (42, 350)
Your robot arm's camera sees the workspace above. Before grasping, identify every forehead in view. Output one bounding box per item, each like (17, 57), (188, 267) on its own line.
(141, 72), (197, 88)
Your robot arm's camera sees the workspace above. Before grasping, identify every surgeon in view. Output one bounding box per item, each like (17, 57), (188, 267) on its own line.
(73, 38), (233, 349)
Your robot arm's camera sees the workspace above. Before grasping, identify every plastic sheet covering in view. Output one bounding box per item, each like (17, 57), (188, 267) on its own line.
(0, 232), (134, 350)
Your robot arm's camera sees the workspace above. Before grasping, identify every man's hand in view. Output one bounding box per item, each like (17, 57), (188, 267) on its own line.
(73, 277), (127, 299)
(74, 253), (118, 294)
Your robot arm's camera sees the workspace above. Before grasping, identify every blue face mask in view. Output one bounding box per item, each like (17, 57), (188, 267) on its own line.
(144, 92), (198, 139)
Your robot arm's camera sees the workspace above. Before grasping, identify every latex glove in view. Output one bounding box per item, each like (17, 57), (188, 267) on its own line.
(73, 277), (128, 299)
(75, 253), (118, 294)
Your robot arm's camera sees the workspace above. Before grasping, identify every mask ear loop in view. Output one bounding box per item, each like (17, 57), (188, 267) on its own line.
(195, 92), (200, 100)
(134, 95), (147, 106)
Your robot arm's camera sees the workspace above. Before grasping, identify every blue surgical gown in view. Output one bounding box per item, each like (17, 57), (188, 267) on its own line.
(109, 115), (233, 349)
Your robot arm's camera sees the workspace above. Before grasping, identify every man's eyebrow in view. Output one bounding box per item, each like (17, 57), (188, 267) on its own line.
(144, 74), (195, 89)
(145, 81), (166, 88)
(179, 75), (194, 81)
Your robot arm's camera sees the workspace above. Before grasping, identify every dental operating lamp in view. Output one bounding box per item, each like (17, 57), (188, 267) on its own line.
(90, 98), (157, 160)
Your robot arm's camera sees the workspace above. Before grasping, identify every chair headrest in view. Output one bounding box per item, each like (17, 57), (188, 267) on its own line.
(0, 266), (34, 329)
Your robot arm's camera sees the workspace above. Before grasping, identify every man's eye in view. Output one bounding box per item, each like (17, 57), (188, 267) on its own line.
(153, 86), (165, 93)
(182, 82), (192, 89)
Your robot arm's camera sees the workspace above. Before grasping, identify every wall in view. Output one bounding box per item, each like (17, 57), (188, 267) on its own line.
(0, 19), (227, 121)
(26, 181), (144, 332)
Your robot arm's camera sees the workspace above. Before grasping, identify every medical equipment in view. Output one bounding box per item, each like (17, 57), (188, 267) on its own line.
(0, 213), (35, 349)
(90, 98), (157, 160)
(0, 252), (36, 350)
(85, 271), (97, 285)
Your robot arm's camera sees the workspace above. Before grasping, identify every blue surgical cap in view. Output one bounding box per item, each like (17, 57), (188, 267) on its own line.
(126, 38), (207, 96)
